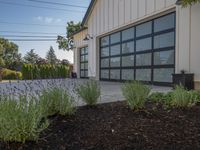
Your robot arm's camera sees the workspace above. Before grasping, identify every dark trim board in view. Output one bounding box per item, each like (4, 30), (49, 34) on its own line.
(99, 12), (176, 86)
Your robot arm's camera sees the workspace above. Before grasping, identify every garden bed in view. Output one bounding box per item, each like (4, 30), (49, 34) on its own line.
(1, 101), (200, 150)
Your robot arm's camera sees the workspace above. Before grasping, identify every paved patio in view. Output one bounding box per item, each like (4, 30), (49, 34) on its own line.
(0, 79), (172, 106)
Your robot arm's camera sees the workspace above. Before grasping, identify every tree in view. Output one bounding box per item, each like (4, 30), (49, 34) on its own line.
(0, 38), (22, 70)
(46, 46), (57, 64)
(179, 0), (200, 6)
(57, 21), (81, 51)
(24, 49), (39, 64)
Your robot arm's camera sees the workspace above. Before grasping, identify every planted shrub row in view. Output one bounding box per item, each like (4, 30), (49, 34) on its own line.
(0, 87), (75, 143)
(1, 68), (22, 80)
(122, 81), (200, 110)
(21, 64), (69, 80)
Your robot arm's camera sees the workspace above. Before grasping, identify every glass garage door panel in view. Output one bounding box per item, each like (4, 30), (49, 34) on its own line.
(154, 13), (175, 33)
(136, 69), (151, 81)
(122, 69), (134, 80)
(154, 32), (175, 49)
(122, 41), (134, 54)
(136, 38), (152, 51)
(110, 70), (120, 80)
(80, 47), (88, 78)
(154, 50), (174, 65)
(154, 68), (174, 82)
(100, 13), (175, 84)
(101, 70), (109, 79)
(136, 53), (151, 66)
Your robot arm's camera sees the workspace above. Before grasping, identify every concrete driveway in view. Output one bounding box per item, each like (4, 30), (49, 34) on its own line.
(0, 79), (172, 105)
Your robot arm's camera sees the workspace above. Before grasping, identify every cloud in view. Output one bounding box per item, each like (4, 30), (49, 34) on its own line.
(44, 17), (53, 24)
(34, 16), (62, 24)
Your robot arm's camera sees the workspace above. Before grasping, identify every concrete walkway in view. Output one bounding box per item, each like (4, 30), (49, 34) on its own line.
(0, 79), (172, 105)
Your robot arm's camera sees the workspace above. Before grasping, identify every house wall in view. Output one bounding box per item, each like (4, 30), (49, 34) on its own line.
(176, 3), (200, 89)
(73, 0), (200, 89)
(73, 29), (88, 78)
(86, 0), (177, 79)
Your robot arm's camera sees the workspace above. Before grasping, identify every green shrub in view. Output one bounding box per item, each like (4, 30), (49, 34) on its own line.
(0, 96), (49, 143)
(1, 68), (22, 80)
(21, 64), (70, 80)
(171, 86), (197, 108)
(149, 92), (165, 103)
(76, 80), (101, 106)
(122, 81), (150, 110)
(39, 88), (75, 116)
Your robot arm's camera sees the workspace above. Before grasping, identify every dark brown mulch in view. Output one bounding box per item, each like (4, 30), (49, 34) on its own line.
(1, 101), (200, 150)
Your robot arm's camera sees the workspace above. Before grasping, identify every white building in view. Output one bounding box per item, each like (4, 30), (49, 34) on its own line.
(72, 0), (200, 89)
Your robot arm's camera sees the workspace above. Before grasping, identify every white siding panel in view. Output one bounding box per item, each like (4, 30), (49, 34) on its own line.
(155, 0), (165, 11)
(125, 0), (131, 23)
(147, 0), (155, 14)
(190, 4), (200, 80)
(109, 0), (114, 30)
(100, 0), (104, 33)
(119, 0), (125, 26)
(113, 0), (119, 28)
(166, 0), (176, 7)
(104, 0), (109, 31)
(131, 0), (138, 20)
(138, 0), (146, 17)
(96, 0), (100, 35)
(177, 6), (190, 73)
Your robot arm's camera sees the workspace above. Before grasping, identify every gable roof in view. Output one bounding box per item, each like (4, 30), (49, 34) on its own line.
(81, 0), (97, 26)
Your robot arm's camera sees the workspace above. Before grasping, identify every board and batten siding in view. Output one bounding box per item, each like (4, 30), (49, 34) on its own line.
(176, 3), (200, 89)
(73, 29), (88, 78)
(86, 0), (177, 78)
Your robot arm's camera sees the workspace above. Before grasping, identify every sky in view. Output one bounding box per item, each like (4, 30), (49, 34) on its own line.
(0, 0), (91, 63)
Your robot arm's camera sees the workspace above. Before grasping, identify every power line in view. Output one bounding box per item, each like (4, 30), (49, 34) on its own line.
(28, 0), (87, 8)
(0, 1), (85, 13)
(0, 21), (65, 27)
(0, 35), (61, 38)
(0, 30), (66, 35)
(8, 39), (57, 41)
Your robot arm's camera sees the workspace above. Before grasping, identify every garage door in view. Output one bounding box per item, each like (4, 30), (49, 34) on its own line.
(100, 13), (175, 85)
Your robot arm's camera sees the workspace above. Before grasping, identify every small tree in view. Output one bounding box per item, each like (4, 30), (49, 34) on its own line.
(24, 49), (39, 64)
(57, 21), (81, 51)
(46, 46), (57, 65)
(179, 0), (200, 7)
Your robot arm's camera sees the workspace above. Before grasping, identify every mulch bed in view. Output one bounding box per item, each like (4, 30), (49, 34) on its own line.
(1, 101), (200, 150)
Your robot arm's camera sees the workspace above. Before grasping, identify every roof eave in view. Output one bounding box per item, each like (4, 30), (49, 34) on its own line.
(81, 0), (97, 27)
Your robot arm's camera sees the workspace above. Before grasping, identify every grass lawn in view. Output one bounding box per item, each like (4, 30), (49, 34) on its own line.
(1, 101), (200, 150)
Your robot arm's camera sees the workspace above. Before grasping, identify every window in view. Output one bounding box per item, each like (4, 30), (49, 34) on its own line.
(136, 69), (151, 81)
(154, 13), (175, 33)
(101, 47), (109, 57)
(110, 44), (121, 56)
(100, 13), (175, 85)
(136, 53), (151, 66)
(154, 50), (174, 65)
(122, 55), (134, 67)
(122, 69), (134, 80)
(101, 70), (109, 79)
(80, 47), (88, 78)
(154, 32), (175, 49)
(154, 68), (174, 82)
(110, 69), (120, 80)
(110, 57), (120, 67)
(122, 41), (134, 54)
(110, 32), (120, 44)
(136, 21), (152, 37)
(136, 37), (152, 51)
(101, 36), (109, 46)
(101, 58), (109, 68)
(122, 27), (134, 41)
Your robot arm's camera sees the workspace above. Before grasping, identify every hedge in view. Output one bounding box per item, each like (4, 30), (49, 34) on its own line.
(21, 64), (70, 80)
(1, 68), (22, 80)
